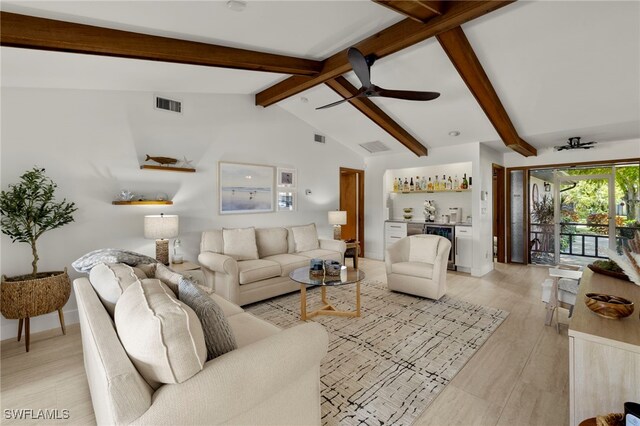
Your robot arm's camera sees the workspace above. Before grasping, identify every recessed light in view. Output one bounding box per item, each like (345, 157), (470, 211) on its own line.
(300, 97), (309, 103)
(226, 0), (247, 12)
(448, 131), (461, 137)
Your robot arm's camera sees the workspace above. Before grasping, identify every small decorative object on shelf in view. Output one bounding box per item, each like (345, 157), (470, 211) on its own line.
(172, 239), (183, 264)
(309, 258), (324, 277)
(145, 154), (178, 166)
(117, 190), (135, 201)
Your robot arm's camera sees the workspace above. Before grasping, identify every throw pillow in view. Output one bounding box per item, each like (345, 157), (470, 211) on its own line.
(115, 279), (207, 386)
(89, 263), (148, 316)
(154, 262), (182, 296)
(136, 262), (157, 278)
(178, 277), (238, 361)
(409, 235), (440, 264)
(291, 223), (319, 252)
(222, 227), (259, 260)
(72, 249), (156, 273)
(255, 227), (288, 258)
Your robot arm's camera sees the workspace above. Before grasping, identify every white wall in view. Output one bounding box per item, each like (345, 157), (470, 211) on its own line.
(504, 138), (640, 168)
(0, 87), (364, 339)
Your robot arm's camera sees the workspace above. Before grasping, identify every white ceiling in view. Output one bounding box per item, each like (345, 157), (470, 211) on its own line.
(1, 0), (639, 157)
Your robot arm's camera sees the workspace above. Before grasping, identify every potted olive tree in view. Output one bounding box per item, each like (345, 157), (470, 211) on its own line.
(0, 167), (77, 351)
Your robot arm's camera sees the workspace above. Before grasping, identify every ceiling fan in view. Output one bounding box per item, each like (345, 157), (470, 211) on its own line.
(316, 47), (441, 110)
(554, 137), (597, 151)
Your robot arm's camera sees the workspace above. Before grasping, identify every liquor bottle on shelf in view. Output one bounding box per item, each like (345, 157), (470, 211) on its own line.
(447, 176), (453, 190)
(442, 175), (446, 191)
(393, 178), (399, 192)
(454, 175), (460, 190)
(427, 177), (433, 191)
(421, 177), (426, 191)
(409, 177), (415, 191)
(469, 176), (472, 187)
(403, 177), (409, 192)
(416, 176), (421, 191)
(398, 178), (403, 191)
(434, 175), (440, 191)
(462, 173), (468, 189)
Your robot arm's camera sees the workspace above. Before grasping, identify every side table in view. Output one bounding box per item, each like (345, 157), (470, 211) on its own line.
(170, 261), (204, 286)
(344, 241), (360, 269)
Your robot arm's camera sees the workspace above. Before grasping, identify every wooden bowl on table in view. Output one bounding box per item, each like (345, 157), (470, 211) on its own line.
(585, 292), (634, 319)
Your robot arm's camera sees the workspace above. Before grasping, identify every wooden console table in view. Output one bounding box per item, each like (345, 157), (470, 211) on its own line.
(568, 268), (640, 425)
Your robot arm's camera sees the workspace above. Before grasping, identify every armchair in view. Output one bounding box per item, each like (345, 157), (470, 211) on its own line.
(385, 235), (451, 300)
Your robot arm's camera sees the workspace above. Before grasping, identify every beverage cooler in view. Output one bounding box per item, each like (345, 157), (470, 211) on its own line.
(425, 224), (456, 270)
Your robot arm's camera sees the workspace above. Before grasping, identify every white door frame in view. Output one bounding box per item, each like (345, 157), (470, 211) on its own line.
(553, 168), (615, 264)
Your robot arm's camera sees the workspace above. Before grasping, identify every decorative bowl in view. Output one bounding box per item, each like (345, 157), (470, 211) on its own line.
(587, 263), (630, 282)
(585, 292), (634, 319)
(403, 214), (413, 220)
(324, 260), (341, 276)
(403, 208), (413, 213)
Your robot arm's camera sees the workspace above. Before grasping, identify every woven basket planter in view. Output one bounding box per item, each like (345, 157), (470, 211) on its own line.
(1, 269), (71, 319)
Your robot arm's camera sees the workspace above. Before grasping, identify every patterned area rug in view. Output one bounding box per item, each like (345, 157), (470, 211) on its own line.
(246, 280), (509, 426)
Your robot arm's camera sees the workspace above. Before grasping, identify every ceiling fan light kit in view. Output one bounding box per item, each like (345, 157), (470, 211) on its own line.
(554, 136), (597, 151)
(316, 47), (440, 110)
(226, 0), (247, 12)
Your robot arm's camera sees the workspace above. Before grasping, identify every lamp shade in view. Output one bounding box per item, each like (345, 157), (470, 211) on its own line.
(144, 214), (179, 240)
(328, 210), (347, 226)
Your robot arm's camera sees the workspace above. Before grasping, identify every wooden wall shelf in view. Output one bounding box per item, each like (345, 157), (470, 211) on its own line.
(140, 165), (195, 173)
(112, 200), (173, 205)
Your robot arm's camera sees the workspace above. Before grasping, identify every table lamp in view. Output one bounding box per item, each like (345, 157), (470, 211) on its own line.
(144, 213), (179, 265)
(328, 210), (347, 240)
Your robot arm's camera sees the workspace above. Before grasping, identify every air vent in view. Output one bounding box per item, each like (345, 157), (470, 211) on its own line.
(359, 141), (390, 153)
(313, 134), (326, 144)
(155, 96), (182, 113)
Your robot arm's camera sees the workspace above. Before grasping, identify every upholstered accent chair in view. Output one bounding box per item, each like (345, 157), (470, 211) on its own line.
(385, 235), (451, 300)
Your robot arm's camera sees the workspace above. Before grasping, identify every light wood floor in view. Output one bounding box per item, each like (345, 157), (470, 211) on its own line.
(1, 259), (568, 426)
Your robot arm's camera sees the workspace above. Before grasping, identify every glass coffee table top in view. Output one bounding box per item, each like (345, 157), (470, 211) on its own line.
(289, 266), (365, 287)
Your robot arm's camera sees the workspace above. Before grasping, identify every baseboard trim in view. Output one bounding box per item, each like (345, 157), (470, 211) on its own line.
(1, 309), (79, 341)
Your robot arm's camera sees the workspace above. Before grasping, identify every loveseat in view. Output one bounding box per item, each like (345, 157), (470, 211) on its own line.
(199, 224), (346, 306)
(74, 263), (328, 425)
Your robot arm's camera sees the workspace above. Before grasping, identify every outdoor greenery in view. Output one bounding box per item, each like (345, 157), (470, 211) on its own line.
(0, 167), (77, 278)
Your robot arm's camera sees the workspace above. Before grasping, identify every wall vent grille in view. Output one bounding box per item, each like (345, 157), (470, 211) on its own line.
(359, 141), (390, 153)
(155, 96), (182, 113)
(314, 134), (326, 144)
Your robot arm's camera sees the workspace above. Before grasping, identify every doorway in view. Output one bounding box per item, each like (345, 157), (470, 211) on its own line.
(492, 164), (506, 263)
(340, 167), (365, 258)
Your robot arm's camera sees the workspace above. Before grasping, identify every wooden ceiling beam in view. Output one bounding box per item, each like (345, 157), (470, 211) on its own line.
(436, 26), (537, 157)
(0, 12), (322, 76)
(372, 1), (446, 23)
(255, 1), (514, 107)
(325, 77), (428, 157)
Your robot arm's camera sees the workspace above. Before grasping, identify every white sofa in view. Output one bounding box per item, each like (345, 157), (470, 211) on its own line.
(74, 276), (328, 425)
(385, 235), (451, 300)
(199, 225), (346, 306)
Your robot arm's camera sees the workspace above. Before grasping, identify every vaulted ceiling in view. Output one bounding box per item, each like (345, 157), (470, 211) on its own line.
(1, 1), (639, 158)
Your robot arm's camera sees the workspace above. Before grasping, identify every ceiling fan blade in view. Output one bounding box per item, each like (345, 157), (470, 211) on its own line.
(581, 141), (597, 145)
(555, 146), (568, 151)
(376, 88), (440, 101)
(348, 47), (371, 88)
(316, 93), (361, 110)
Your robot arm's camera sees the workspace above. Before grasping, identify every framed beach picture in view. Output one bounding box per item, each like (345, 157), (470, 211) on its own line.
(277, 191), (296, 211)
(277, 168), (296, 187)
(219, 162), (275, 214)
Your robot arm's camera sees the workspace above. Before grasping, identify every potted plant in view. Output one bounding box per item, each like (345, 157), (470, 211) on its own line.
(0, 167), (77, 351)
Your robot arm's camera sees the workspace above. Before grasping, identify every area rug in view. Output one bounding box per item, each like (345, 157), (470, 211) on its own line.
(246, 280), (509, 426)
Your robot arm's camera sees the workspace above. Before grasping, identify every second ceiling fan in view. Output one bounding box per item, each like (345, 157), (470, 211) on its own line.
(317, 47), (441, 110)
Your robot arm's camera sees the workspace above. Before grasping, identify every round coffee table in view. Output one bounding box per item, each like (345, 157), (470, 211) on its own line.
(289, 266), (365, 320)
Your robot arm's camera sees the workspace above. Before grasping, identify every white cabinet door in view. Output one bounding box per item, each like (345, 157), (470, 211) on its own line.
(455, 235), (473, 269)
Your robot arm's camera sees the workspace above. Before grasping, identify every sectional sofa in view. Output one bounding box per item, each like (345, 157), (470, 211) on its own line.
(198, 224), (346, 305)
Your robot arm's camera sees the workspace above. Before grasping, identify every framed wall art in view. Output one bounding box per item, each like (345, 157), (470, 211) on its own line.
(219, 162), (275, 214)
(277, 168), (296, 187)
(277, 191), (297, 211)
